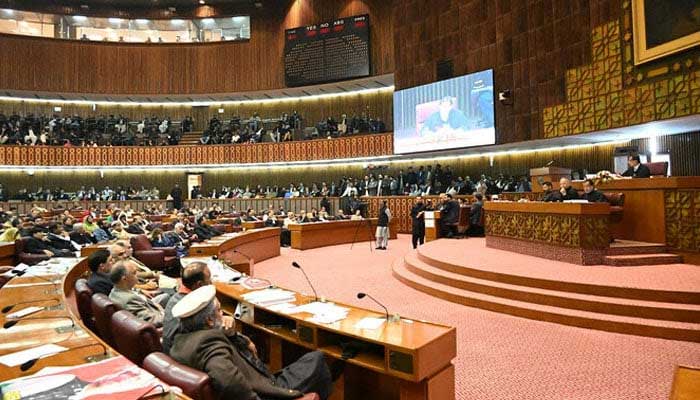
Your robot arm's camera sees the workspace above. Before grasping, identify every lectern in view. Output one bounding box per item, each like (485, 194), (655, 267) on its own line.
(529, 167), (572, 192)
(424, 210), (441, 242)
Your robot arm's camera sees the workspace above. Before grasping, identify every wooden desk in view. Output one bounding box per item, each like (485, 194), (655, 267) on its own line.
(289, 219), (398, 250)
(424, 211), (441, 242)
(242, 220), (265, 230)
(484, 201), (611, 265)
(0, 242), (15, 266)
(570, 177), (700, 261)
(189, 228), (281, 275)
(214, 281), (456, 400)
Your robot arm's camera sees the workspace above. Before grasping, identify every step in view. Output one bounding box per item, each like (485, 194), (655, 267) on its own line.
(604, 253), (683, 267)
(416, 249), (700, 304)
(404, 253), (700, 323)
(392, 259), (700, 343)
(607, 241), (668, 256)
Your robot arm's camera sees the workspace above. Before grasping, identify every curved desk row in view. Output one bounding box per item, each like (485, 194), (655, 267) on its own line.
(289, 219), (398, 250)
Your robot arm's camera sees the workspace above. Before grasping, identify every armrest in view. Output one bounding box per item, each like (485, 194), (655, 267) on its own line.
(134, 250), (165, 270)
(153, 247), (177, 257)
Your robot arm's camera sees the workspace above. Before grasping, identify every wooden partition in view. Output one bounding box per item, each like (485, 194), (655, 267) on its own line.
(0, 133), (393, 166)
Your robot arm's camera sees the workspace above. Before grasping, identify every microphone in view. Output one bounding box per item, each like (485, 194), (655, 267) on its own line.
(20, 341), (108, 372)
(356, 292), (389, 321)
(291, 262), (319, 302)
(4, 315), (74, 329)
(545, 160), (555, 167)
(2, 298), (61, 314)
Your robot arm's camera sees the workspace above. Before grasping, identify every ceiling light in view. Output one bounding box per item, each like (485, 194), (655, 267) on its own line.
(73, 15), (87, 22)
(108, 18), (122, 24)
(199, 0), (205, 4)
(135, 19), (149, 24)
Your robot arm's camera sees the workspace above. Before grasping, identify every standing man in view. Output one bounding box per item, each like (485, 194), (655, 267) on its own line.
(171, 184), (183, 211)
(375, 200), (392, 250)
(411, 197), (426, 249)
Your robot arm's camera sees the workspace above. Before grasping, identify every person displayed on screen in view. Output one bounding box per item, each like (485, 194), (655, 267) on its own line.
(420, 97), (470, 136)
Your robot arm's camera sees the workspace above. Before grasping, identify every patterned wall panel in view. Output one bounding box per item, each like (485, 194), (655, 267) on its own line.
(485, 211), (609, 250)
(0, 133), (393, 167)
(664, 190), (700, 253)
(543, 4), (700, 139)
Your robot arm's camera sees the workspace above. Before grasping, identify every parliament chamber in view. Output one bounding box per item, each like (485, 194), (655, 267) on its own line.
(0, 0), (699, 399)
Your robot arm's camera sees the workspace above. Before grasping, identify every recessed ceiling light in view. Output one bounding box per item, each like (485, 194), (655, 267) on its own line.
(199, 0), (205, 4)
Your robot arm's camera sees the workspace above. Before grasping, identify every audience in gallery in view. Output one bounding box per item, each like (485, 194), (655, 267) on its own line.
(199, 110), (387, 144)
(0, 112), (188, 147)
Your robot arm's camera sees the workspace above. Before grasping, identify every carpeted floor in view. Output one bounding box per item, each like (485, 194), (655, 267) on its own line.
(253, 234), (700, 400)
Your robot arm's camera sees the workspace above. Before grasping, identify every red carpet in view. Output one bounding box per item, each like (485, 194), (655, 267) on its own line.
(253, 235), (700, 400)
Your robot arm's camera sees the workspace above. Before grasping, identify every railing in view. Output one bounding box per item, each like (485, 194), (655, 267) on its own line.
(0, 133), (393, 166)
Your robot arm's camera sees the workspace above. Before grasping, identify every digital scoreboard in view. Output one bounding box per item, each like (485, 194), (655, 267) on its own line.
(284, 14), (370, 87)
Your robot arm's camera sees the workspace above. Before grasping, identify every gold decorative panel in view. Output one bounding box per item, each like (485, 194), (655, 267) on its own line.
(543, 8), (700, 139)
(485, 211), (609, 250)
(665, 190), (700, 252)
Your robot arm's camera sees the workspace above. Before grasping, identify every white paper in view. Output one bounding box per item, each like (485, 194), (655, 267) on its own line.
(266, 303), (297, 314)
(242, 288), (296, 307)
(354, 317), (386, 330)
(289, 302), (349, 316)
(6, 306), (44, 319)
(307, 314), (346, 324)
(424, 211), (435, 219)
(0, 344), (68, 367)
(425, 220), (435, 228)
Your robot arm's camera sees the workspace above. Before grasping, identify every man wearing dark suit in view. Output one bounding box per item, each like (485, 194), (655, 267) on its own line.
(621, 155), (651, 178)
(467, 193), (485, 236)
(25, 228), (71, 257)
(581, 179), (608, 203)
(171, 184), (183, 210)
(320, 196), (332, 214)
(554, 177), (579, 201)
(170, 286), (333, 400)
(410, 197), (427, 249)
(87, 249), (113, 296)
(541, 181), (558, 202)
(439, 194), (460, 238)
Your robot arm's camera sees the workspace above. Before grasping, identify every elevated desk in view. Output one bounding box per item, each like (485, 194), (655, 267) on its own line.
(242, 220), (266, 230)
(484, 202), (611, 265)
(188, 228), (281, 275)
(289, 219), (398, 250)
(0, 259), (184, 398)
(570, 177), (700, 261)
(0, 242), (14, 266)
(424, 211), (441, 242)
(213, 281), (456, 400)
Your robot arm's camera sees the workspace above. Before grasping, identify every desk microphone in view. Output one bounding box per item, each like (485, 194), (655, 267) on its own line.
(4, 315), (74, 329)
(356, 292), (389, 320)
(2, 298), (60, 314)
(20, 341), (108, 372)
(292, 261), (319, 302)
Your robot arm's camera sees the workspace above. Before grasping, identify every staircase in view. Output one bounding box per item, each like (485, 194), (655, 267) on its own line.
(604, 240), (683, 266)
(179, 130), (203, 145)
(392, 243), (700, 342)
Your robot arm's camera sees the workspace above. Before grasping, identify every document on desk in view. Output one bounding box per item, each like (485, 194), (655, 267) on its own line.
(425, 220), (435, 228)
(354, 317), (386, 330)
(0, 344), (68, 367)
(6, 306), (44, 320)
(242, 288), (296, 306)
(288, 302), (350, 324)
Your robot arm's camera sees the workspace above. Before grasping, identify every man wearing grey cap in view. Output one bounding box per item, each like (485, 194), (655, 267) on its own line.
(170, 285), (333, 400)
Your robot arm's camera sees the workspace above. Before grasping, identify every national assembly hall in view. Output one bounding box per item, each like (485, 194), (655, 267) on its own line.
(0, 1), (698, 399)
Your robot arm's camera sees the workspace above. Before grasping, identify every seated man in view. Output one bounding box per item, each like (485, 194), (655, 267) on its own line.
(541, 181), (557, 202)
(554, 177), (579, 201)
(467, 193), (485, 236)
(109, 260), (165, 327)
(24, 227), (73, 258)
(86, 248), (113, 296)
(69, 223), (96, 245)
(109, 241), (178, 299)
(621, 155), (651, 178)
(162, 261), (211, 353)
(581, 179), (608, 203)
(170, 286), (333, 400)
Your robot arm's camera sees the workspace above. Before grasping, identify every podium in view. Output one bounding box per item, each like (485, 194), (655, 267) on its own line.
(529, 167), (572, 192)
(424, 210), (441, 242)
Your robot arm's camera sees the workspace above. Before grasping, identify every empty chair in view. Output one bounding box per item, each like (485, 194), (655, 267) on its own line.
(91, 293), (121, 347)
(645, 161), (669, 177)
(110, 310), (162, 366)
(74, 278), (95, 332)
(130, 234), (178, 271)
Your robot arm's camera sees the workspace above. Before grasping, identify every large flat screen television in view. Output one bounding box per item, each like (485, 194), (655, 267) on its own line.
(393, 69), (495, 154)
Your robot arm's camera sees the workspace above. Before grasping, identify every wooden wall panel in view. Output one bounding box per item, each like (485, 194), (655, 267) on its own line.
(0, 0), (394, 95)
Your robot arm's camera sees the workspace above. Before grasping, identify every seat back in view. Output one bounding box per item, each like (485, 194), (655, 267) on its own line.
(15, 237), (50, 266)
(111, 310), (162, 366)
(645, 161), (669, 177)
(74, 278), (95, 331)
(90, 293), (120, 347)
(130, 234), (153, 251)
(143, 352), (216, 400)
(669, 365), (700, 400)
(604, 192), (625, 207)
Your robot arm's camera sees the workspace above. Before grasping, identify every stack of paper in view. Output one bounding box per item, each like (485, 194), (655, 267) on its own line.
(354, 317), (386, 330)
(242, 288), (296, 307)
(289, 302), (350, 324)
(185, 257), (242, 282)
